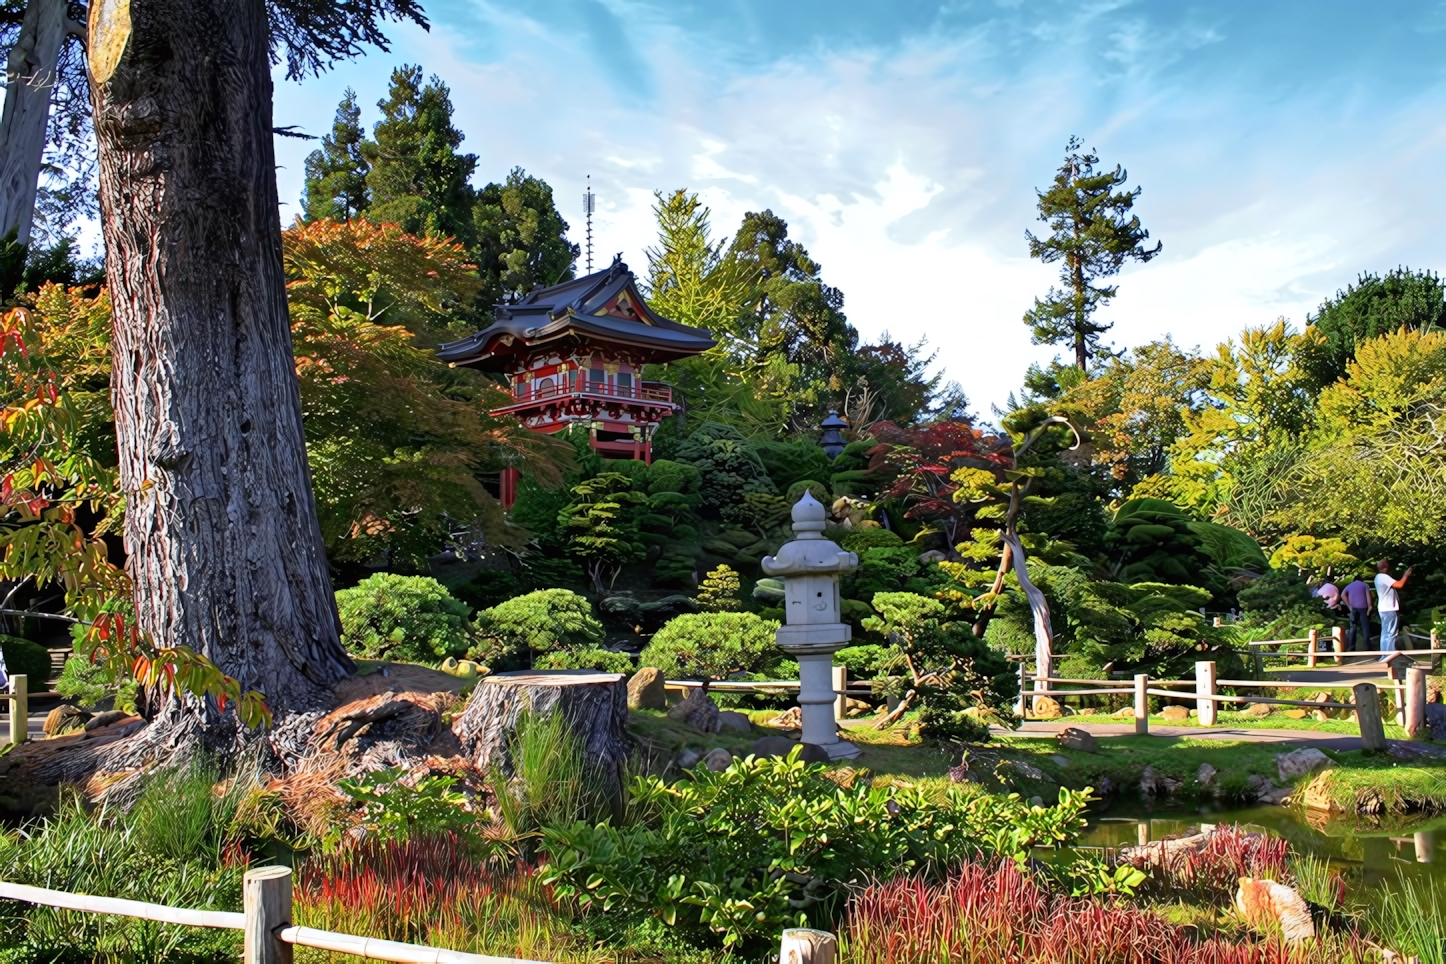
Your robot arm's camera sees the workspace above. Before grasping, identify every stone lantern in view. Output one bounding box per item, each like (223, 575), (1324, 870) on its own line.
(819, 410), (849, 459)
(761, 492), (861, 759)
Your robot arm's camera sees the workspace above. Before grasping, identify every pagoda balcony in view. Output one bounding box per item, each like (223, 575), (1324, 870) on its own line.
(490, 376), (674, 417)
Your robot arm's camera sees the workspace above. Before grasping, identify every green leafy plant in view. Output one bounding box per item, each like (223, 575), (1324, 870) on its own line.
(0, 634), (50, 684)
(471, 588), (605, 671)
(54, 654), (139, 712)
(557, 472), (648, 593)
(336, 768), (476, 844)
(637, 611), (781, 681)
(539, 749), (1092, 949)
(335, 572), (473, 663)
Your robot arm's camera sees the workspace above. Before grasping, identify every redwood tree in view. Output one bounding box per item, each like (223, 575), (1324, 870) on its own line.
(89, 0), (427, 716)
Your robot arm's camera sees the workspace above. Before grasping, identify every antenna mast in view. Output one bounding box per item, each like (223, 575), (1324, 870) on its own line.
(583, 175), (595, 273)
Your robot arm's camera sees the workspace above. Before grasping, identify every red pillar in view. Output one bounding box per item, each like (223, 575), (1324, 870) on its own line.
(501, 466), (520, 510)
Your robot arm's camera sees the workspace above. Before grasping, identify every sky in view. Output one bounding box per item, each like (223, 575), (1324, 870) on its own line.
(271, 0), (1446, 416)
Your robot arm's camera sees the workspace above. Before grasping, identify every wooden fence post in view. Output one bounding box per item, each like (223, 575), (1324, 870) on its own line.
(1195, 661), (1217, 727)
(1015, 661), (1027, 719)
(243, 866), (292, 964)
(1405, 666), (1428, 739)
(832, 665), (846, 722)
(779, 929), (837, 964)
(1213, 616), (1223, 628)
(1332, 626), (1345, 665)
(1386, 659), (1408, 726)
(1134, 674), (1149, 736)
(1307, 629), (1319, 668)
(1353, 682), (1387, 752)
(8, 674), (26, 746)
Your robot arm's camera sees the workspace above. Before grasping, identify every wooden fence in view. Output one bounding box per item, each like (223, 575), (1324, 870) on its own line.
(2, 673), (26, 746)
(0, 869), (841, 964)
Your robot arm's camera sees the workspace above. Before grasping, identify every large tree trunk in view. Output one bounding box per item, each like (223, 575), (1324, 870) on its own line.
(90, 0), (353, 717)
(0, 0), (74, 245)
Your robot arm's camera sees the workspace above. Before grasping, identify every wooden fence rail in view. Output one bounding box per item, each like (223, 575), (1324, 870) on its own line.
(1, 871), (837, 964)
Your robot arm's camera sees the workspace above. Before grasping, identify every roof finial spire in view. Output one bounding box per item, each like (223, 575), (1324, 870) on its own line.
(583, 175), (595, 274)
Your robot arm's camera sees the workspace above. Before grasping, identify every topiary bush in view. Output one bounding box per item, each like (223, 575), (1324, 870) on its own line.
(638, 611), (781, 681)
(0, 635), (52, 684)
(837, 527), (904, 553)
(472, 589), (606, 670)
(534, 646), (634, 673)
(336, 573), (473, 663)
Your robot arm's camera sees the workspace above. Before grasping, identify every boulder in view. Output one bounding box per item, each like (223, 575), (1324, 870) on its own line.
(749, 735), (829, 764)
(1276, 747), (1331, 782)
(667, 688), (721, 733)
(627, 667), (668, 710)
(1235, 878), (1315, 943)
(1032, 696), (1063, 719)
(702, 747), (733, 772)
(1056, 727), (1097, 753)
(1160, 705), (1190, 722)
(43, 704), (88, 737)
(1283, 709), (1308, 720)
(917, 550), (948, 564)
(1310, 710), (1330, 722)
(768, 706), (803, 730)
(1003, 759), (1050, 782)
(1259, 786), (1292, 805)
(1425, 703), (1446, 741)
(1243, 702), (1273, 718)
(1246, 774), (1277, 798)
(1028, 796), (1044, 807)
(676, 748), (701, 769)
(717, 710), (752, 734)
(1077, 707), (1097, 716)
(1196, 763), (1217, 786)
(1050, 755), (1071, 768)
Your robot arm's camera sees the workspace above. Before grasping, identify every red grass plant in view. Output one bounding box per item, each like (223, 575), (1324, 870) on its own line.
(841, 861), (1371, 964)
(1126, 826), (1291, 901)
(293, 832), (580, 960)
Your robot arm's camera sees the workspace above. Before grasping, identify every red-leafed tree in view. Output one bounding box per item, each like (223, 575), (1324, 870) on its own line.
(872, 420), (1012, 549)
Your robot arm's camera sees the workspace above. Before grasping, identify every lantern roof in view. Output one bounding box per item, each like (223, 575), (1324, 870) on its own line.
(436, 256), (717, 370)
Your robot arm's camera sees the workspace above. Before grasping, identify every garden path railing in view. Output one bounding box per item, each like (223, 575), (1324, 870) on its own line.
(1, 673), (26, 745)
(0, 869), (842, 964)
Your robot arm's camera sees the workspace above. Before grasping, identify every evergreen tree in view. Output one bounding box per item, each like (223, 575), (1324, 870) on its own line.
(1298, 267), (1446, 392)
(697, 564), (742, 612)
(302, 88), (370, 221)
(363, 65), (477, 246)
(1024, 137), (1161, 370)
(472, 167), (579, 305)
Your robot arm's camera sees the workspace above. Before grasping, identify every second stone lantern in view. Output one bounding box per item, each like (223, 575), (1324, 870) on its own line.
(761, 492), (862, 760)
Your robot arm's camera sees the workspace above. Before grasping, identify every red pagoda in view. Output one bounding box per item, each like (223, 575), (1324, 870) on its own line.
(437, 257), (716, 507)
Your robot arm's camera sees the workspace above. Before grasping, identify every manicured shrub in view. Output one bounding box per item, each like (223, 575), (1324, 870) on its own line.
(638, 611), (780, 680)
(837, 526), (905, 553)
(336, 573), (472, 663)
(696, 564), (742, 612)
(471, 589), (605, 669)
(534, 646), (634, 673)
(0, 635), (51, 684)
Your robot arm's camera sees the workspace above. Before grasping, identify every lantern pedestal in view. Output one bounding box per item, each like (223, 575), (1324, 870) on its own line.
(763, 493), (862, 761)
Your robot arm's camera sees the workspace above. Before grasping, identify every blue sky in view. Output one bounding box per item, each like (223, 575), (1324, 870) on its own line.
(271, 0), (1446, 414)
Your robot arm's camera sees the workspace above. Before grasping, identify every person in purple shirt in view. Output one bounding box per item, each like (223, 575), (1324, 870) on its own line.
(1340, 575), (1372, 652)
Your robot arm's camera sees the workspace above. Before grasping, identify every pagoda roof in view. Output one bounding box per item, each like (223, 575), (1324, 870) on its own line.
(436, 258), (716, 369)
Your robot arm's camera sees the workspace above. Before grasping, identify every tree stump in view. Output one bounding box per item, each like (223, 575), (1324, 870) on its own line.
(452, 670), (631, 797)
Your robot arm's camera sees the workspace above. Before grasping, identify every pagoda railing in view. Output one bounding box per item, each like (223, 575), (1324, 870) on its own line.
(500, 377), (672, 408)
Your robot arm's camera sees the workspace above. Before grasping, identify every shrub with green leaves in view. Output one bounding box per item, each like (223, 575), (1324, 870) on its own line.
(534, 646), (634, 673)
(55, 655), (139, 713)
(336, 573), (473, 663)
(540, 751), (1092, 949)
(837, 526), (905, 553)
(472, 589), (606, 670)
(0, 635), (51, 684)
(638, 611), (781, 680)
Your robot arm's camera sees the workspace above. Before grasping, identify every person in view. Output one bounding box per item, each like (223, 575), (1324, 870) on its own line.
(1374, 559), (1414, 661)
(1341, 574), (1372, 652)
(1314, 579), (1341, 610)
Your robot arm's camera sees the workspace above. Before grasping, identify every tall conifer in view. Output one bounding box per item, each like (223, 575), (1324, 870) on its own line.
(301, 88), (369, 221)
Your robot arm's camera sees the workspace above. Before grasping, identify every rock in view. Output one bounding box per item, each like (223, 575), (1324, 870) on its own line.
(43, 704), (88, 737)
(948, 754), (974, 783)
(1031, 696), (1063, 719)
(749, 735), (829, 764)
(843, 697), (871, 718)
(1243, 702), (1273, 718)
(627, 667), (667, 710)
(1078, 707), (1097, 716)
(1111, 706), (1134, 718)
(1425, 703), (1446, 741)
(1050, 754), (1071, 768)
(768, 706), (803, 729)
(1161, 705), (1190, 722)
(1386, 740), (1446, 760)
(1096, 775), (1116, 799)
(1259, 787), (1292, 805)
(1276, 747), (1331, 782)
(1139, 765), (1159, 797)
(1188, 708), (1198, 718)
(917, 549), (948, 564)
(676, 748), (701, 768)
(1056, 726), (1097, 753)
(1028, 796), (1044, 807)
(1283, 709), (1308, 720)
(1004, 759), (1050, 782)
(1235, 878), (1315, 942)
(1246, 774), (1277, 798)
(702, 747), (733, 772)
(1196, 763), (1217, 786)
(84, 710), (131, 731)
(667, 688), (721, 733)
(717, 710), (752, 734)
(1122, 830), (1213, 868)
(1159, 774), (1184, 795)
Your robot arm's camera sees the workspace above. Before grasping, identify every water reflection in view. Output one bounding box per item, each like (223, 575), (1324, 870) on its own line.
(1077, 800), (1445, 898)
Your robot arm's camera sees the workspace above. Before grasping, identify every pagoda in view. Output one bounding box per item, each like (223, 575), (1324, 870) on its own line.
(437, 257), (716, 507)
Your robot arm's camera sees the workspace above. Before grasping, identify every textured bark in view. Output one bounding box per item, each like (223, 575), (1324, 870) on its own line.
(92, 0), (353, 716)
(0, 0), (73, 244)
(452, 670), (632, 796)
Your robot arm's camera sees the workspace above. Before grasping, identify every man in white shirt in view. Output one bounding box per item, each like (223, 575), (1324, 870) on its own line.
(1374, 559), (1413, 661)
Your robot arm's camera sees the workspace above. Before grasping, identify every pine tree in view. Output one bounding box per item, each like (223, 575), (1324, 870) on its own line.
(1024, 137), (1161, 370)
(301, 88), (369, 221)
(472, 167), (579, 305)
(697, 564), (742, 612)
(363, 65), (477, 246)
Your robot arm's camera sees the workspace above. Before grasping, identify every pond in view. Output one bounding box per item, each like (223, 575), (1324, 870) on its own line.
(1080, 797), (1446, 899)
